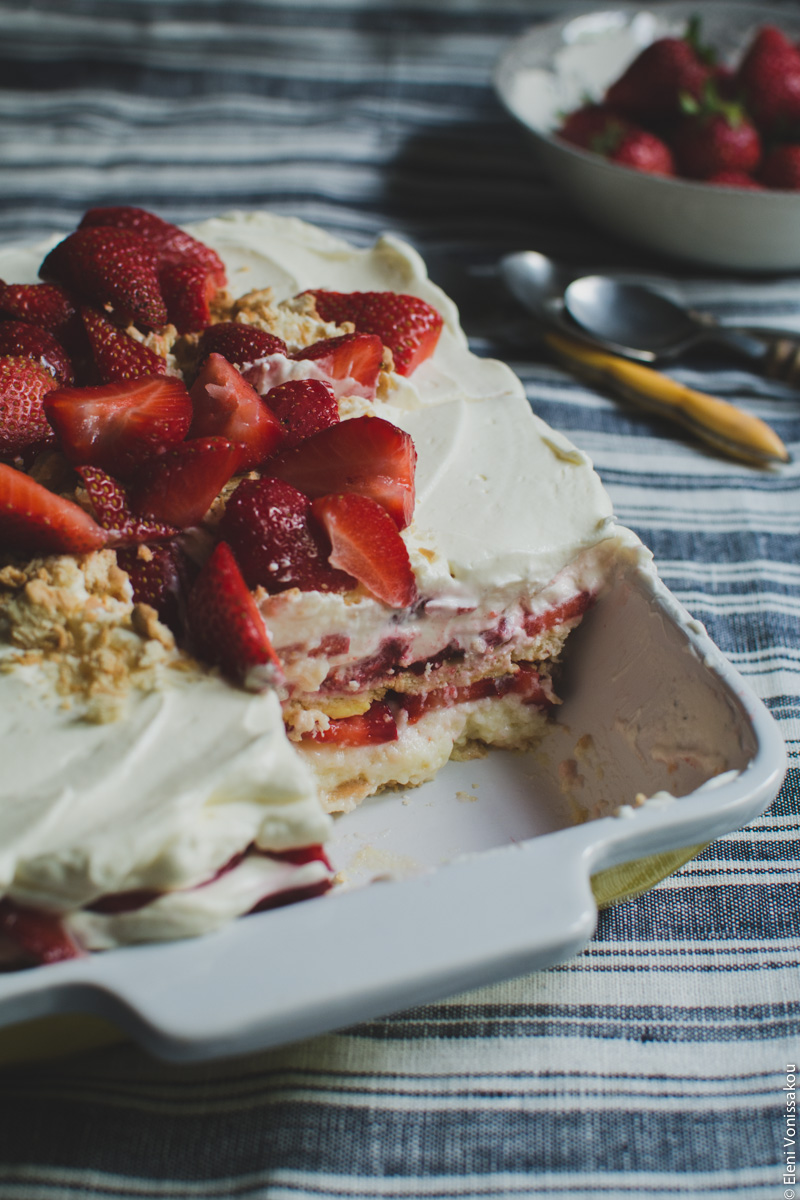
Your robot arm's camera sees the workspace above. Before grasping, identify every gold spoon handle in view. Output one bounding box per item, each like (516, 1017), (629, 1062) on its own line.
(544, 331), (789, 467)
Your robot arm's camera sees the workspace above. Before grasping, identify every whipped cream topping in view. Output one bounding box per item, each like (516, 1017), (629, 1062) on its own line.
(0, 552), (330, 920)
(1, 666), (328, 908)
(0, 210), (635, 951)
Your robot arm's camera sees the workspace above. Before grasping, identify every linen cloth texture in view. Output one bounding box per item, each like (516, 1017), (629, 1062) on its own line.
(0, 1), (798, 1197)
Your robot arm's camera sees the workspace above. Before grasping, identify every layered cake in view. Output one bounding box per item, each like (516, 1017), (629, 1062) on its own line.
(0, 208), (640, 966)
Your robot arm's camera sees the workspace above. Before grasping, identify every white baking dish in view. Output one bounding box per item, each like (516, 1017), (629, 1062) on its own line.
(0, 553), (784, 1064)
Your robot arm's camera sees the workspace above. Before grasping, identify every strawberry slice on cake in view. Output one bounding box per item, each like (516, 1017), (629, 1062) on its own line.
(303, 290), (443, 375)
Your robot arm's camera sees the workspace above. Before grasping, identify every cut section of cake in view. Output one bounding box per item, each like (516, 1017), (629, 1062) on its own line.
(0, 208), (642, 965)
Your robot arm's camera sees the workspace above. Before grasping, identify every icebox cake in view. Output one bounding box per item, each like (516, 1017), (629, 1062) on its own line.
(0, 207), (643, 965)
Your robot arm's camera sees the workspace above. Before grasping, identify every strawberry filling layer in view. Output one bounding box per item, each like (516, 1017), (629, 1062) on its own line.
(0, 845), (334, 966)
(300, 663), (555, 748)
(398, 662), (553, 725)
(304, 700), (399, 746)
(307, 590), (595, 699)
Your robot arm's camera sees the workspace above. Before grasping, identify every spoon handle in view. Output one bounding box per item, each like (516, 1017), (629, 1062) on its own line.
(703, 325), (771, 369)
(759, 335), (800, 386)
(544, 330), (789, 467)
(710, 323), (800, 385)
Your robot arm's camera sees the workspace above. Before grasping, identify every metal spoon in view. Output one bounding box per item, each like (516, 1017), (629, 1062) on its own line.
(563, 274), (800, 381)
(498, 251), (790, 464)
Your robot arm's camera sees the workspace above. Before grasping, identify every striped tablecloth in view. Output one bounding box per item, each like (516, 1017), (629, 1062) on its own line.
(0, 2), (798, 1197)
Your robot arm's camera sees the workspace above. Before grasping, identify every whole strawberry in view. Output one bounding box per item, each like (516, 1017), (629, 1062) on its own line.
(671, 88), (761, 179)
(557, 105), (634, 151)
(604, 19), (713, 122)
(760, 144), (800, 189)
(557, 105), (673, 175)
(219, 476), (354, 595)
(737, 26), (800, 138)
(610, 128), (675, 175)
(265, 379), (340, 448)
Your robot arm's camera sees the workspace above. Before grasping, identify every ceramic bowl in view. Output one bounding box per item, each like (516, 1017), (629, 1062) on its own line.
(493, 2), (800, 272)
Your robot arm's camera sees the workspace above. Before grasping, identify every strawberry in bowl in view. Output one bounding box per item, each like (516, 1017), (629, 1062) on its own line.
(494, 3), (800, 269)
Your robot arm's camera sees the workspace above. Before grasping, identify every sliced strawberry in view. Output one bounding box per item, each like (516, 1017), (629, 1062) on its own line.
(81, 307), (167, 383)
(265, 378), (339, 448)
(187, 540), (284, 691)
(44, 375), (192, 479)
(0, 356), (58, 457)
(116, 541), (192, 636)
(303, 699), (398, 746)
(159, 260), (217, 334)
(76, 465), (177, 543)
(189, 352), (284, 470)
(77, 464), (130, 527)
(85, 887), (160, 915)
(129, 436), (243, 528)
(0, 319), (74, 384)
(401, 664), (551, 724)
(0, 461), (108, 554)
(219, 476), (354, 595)
(303, 293), (443, 376)
(266, 845), (332, 867)
(40, 226), (167, 331)
(197, 322), (287, 368)
(311, 492), (418, 608)
(0, 280), (76, 333)
(80, 206), (227, 288)
(249, 877), (333, 913)
(264, 415), (416, 529)
(0, 898), (83, 965)
(293, 332), (384, 393)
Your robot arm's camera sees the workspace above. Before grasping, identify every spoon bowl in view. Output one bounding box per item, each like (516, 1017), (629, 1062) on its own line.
(563, 277), (707, 362)
(562, 275), (800, 376)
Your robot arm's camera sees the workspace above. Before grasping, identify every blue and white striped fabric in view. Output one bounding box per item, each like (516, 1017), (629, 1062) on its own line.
(0, 1), (798, 1196)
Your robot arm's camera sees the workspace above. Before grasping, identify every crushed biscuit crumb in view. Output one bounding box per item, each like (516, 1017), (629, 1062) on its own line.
(0, 551), (190, 722)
